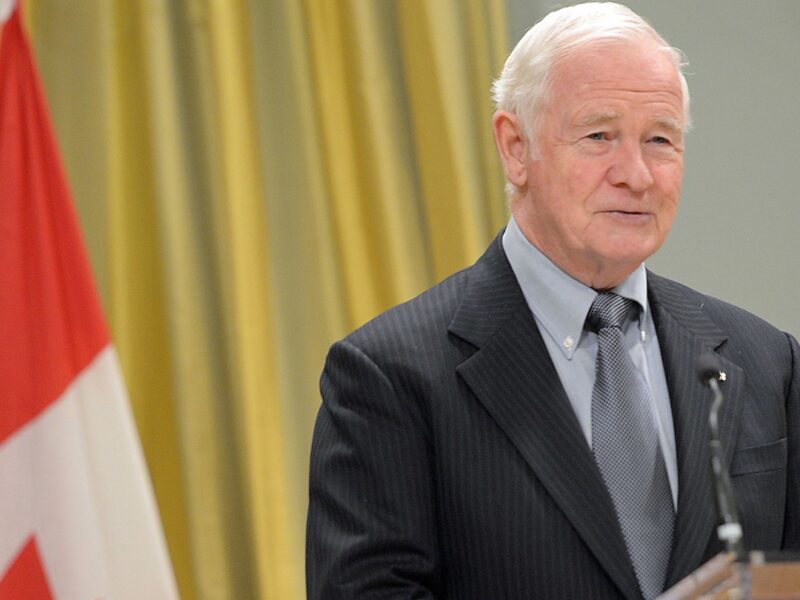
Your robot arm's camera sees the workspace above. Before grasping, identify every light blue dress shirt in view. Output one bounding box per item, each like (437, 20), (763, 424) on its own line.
(502, 216), (678, 507)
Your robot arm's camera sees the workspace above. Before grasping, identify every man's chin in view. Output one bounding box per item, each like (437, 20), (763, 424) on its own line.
(597, 236), (663, 267)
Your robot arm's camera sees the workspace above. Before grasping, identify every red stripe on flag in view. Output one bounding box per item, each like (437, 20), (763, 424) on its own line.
(0, 537), (55, 600)
(0, 7), (109, 444)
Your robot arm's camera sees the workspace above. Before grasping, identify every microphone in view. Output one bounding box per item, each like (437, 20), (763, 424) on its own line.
(696, 353), (746, 560)
(696, 353), (721, 384)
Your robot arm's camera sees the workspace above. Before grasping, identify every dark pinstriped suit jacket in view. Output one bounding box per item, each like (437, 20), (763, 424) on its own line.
(307, 233), (800, 599)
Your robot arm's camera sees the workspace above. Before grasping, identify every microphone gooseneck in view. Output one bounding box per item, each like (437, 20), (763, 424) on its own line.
(696, 353), (746, 560)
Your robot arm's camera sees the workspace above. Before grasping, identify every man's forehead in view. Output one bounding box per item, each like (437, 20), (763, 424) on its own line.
(547, 41), (684, 114)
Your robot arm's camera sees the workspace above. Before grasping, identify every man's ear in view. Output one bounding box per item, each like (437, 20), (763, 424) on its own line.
(492, 110), (528, 189)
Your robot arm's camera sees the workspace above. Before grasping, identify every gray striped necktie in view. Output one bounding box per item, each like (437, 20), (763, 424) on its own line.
(588, 293), (674, 600)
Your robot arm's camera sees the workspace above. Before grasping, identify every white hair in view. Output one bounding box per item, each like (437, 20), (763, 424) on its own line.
(492, 2), (691, 163)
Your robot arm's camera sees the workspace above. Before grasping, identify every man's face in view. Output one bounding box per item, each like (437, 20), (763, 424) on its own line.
(509, 40), (685, 290)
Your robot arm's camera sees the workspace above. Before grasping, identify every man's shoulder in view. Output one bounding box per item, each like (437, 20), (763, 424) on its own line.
(648, 272), (791, 348)
(339, 231), (517, 357)
(344, 265), (472, 355)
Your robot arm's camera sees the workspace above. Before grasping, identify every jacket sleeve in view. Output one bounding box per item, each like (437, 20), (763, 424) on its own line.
(306, 339), (440, 599)
(782, 333), (800, 550)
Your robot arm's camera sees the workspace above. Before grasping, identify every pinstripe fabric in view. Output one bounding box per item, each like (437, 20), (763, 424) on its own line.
(648, 273), (800, 586)
(307, 234), (800, 599)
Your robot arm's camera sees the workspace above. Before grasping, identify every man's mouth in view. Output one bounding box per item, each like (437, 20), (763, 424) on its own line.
(604, 210), (652, 223)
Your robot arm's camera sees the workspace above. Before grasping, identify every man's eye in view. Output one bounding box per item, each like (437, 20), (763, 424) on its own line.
(650, 136), (670, 145)
(586, 132), (606, 141)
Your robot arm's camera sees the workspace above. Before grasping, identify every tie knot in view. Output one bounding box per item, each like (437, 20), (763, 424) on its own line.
(587, 293), (634, 332)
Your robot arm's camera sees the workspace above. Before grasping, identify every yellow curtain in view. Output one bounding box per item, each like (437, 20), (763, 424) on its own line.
(24, 0), (508, 597)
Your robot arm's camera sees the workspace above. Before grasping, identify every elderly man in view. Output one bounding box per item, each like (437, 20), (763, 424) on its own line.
(306, 3), (800, 599)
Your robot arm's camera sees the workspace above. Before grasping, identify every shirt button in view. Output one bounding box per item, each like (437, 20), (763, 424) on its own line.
(563, 336), (574, 349)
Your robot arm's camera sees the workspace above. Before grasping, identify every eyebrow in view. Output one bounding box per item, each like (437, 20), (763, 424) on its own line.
(576, 112), (621, 128)
(575, 113), (684, 133)
(653, 116), (683, 133)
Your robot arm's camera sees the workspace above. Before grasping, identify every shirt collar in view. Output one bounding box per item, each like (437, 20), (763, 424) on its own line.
(502, 216), (650, 359)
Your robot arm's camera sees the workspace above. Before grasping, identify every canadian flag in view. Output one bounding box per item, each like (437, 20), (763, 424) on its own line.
(0, 2), (178, 598)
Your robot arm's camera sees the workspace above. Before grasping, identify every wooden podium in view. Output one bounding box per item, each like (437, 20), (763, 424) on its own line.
(659, 552), (800, 599)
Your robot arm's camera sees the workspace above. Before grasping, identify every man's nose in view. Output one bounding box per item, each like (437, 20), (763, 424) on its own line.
(607, 141), (654, 192)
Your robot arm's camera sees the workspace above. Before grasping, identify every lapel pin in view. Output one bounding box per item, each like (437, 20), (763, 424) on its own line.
(718, 371), (727, 382)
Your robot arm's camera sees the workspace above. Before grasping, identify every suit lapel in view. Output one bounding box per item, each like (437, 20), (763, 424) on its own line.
(450, 237), (642, 600)
(647, 274), (745, 586)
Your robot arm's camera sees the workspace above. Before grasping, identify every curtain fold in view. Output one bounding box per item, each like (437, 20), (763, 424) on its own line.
(23, 1), (508, 597)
